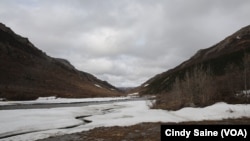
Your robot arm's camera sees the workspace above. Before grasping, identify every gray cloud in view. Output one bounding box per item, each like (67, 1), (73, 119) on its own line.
(1, 0), (250, 87)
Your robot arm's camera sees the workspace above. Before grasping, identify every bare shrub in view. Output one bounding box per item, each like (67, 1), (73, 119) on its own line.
(154, 65), (216, 110)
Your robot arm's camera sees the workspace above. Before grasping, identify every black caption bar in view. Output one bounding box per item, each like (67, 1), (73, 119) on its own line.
(161, 125), (249, 140)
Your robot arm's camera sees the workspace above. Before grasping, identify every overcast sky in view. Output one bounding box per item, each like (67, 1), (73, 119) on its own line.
(1, 0), (250, 87)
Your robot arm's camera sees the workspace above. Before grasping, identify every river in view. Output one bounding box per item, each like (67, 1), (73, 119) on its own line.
(0, 97), (147, 110)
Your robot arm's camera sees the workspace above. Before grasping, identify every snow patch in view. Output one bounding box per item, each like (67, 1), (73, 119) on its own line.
(128, 92), (139, 97)
(235, 90), (250, 98)
(37, 96), (57, 101)
(143, 84), (149, 87)
(94, 84), (102, 88)
(0, 98), (6, 101)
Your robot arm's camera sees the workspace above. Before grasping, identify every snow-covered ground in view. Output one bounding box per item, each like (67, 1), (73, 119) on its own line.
(127, 92), (139, 97)
(0, 96), (131, 106)
(0, 99), (250, 141)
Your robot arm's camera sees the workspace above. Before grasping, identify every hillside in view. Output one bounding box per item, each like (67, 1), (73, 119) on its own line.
(0, 23), (122, 100)
(135, 25), (250, 109)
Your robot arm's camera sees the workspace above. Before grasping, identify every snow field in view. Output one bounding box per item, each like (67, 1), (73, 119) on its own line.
(0, 100), (250, 141)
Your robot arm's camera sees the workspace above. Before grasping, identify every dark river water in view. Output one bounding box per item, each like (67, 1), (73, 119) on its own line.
(0, 97), (147, 110)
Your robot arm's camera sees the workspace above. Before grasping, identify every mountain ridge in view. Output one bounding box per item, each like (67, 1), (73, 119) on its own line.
(0, 23), (122, 100)
(134, 25), (250, 109)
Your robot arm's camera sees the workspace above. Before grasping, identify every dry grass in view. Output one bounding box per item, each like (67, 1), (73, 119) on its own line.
(152, 92), (198, 111)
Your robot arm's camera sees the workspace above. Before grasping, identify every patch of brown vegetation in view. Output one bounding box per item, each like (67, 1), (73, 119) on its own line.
(152, 60), (250, 110)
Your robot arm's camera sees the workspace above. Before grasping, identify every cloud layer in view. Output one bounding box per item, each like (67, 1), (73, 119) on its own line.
(1, 0), (250, 87)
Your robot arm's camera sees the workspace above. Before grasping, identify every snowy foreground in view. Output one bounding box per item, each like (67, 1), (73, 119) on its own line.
(0, 98), (250, 141)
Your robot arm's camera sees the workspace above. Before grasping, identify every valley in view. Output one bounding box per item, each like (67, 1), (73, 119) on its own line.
(0, 10), (250, 141)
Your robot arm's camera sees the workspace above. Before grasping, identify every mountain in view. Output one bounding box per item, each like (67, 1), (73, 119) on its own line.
(117, 87), (135, 93)
(135, 25), (250, 109)
(0, 23), (122, 100)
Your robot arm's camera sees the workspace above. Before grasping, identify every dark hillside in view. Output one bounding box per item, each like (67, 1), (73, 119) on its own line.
(135, 25), (250, 110)
(0, 23), (122, 100)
